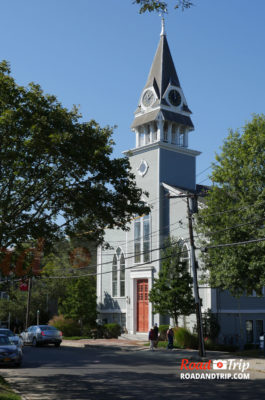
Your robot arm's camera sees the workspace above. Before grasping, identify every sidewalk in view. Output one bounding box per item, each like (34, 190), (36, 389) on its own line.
(61, 338), (265, 374)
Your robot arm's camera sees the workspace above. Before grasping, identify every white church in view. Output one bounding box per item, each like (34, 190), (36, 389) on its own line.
(96, 21), (265, 346)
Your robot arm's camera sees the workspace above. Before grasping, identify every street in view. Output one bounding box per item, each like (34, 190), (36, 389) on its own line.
(1, 345), (265, 400)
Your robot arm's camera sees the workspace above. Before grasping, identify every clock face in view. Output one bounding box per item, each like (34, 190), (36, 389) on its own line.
(168, 89), (181, 107)
(142, 90), (155, 107)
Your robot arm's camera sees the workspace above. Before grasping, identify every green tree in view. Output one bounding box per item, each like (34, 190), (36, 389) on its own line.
(0, 239), (97, 329)
(0, 61), (149, 262)
(59, 276), (97, 328)
(134, 0), (194, 13)
(196, 114), (265, 296)
(149, 238), (195, 325)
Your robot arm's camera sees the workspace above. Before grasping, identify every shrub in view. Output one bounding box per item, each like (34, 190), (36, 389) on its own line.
(158, 325), (169, 341)
(48, 315), (81, 337)
(244, 343), (259, 350)
(174, 327), (198, 349)
(103, 323), (121, 338)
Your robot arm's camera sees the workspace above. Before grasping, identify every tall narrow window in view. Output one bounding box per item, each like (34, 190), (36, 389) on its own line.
(134, 218), (141, 263)
(246, 320), (253, 344)
(120, 253), (125, 297)
(112, 248), (126, 298)
(143, 214), (150, 262)
(134, 213), (151, 263)
(181, 243), (190, 273)
(112, 254), (118, 297)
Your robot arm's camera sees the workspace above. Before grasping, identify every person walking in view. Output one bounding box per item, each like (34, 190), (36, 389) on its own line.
(153, 323), (159, 348)
(149, 327), (155, 351)
(167, 326), (174, 349)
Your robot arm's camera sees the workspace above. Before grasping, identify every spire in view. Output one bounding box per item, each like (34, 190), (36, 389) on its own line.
(143, 29), (180, 100)
(160, 15), (166, 36)
(131, 22), (193, 132)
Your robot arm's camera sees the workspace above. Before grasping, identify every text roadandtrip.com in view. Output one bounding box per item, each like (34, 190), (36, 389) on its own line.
(179, 359), (250, 380)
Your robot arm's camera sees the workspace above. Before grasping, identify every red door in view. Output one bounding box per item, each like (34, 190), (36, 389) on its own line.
(137, 279), (149, 332)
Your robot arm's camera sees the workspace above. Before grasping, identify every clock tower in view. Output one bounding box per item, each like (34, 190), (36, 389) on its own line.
(124, 17), (200, 192)
(97, 19), (201, 335)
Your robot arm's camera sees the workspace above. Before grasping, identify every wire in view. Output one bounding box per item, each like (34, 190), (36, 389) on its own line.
(0, 246), (191, 283)
(197, 199), (265, 219)
(194, 217), (265, 238)
(201, 237), (265, 252)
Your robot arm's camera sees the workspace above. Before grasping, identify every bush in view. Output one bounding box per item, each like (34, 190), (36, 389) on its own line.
(174, 327), (198, 349)
(103, 323), (121, 339)
(244, 343), (259, 350)
(48, 315), (81, 337)
(204, 341), (238, 352)
(158, 325), (169, 341)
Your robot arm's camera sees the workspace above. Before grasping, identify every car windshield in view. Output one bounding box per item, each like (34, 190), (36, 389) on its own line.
(0, 336), (11, 345)
(0, 330), (13, 337)
(39, 326), (57, 331)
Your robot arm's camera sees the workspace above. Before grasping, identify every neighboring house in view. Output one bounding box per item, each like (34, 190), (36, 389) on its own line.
(96, 21), (265, 346)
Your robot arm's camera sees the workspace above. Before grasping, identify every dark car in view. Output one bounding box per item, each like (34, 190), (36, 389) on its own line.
(0, 334), (22, 367)
(20, 325), (62, 347)
(0, 328), (23, 349)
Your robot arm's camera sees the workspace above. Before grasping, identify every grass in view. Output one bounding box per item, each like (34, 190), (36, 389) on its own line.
(144, 341), (184, 349)
(0, 376), (21, 400)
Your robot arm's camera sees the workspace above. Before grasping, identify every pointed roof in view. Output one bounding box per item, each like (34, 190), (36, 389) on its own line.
(131, 20), (194, 131)
(143, 31), (180, 100)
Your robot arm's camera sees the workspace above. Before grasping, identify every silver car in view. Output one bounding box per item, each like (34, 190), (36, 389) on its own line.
(0, 329), (23, 349)
(0, 334), (22, 367)
(20, 325), (62, 347)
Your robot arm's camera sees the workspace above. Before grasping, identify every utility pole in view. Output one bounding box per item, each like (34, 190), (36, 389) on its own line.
(25, 277), (32, 329)
(187, 195), (205, 357)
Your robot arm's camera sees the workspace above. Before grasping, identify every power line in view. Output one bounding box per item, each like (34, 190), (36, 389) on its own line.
(201, 237), (265, 252)
(197, 199), (265, 219)
(194, 217), (265, 238)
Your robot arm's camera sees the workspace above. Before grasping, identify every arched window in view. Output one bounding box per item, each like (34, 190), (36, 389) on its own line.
(180, 242), (190, 273)
(112, 248), (126, 298)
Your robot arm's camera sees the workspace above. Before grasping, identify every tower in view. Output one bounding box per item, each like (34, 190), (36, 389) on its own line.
(98, 19), (201, 334)
(125, 17), (200, 192)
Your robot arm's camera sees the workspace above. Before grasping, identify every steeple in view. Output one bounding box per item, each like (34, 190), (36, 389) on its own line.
(131, 20), (194, 149)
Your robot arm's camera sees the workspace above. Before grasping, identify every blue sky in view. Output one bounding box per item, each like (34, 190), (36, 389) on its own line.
(1, 0), (265, 185)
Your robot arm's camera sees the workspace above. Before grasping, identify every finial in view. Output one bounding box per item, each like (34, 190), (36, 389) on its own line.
(160, 12), (166, 36)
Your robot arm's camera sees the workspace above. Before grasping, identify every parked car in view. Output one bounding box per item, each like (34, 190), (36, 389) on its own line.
(20, 325), (62, 347)
(0, 328), (23, 349)
(0, 334), (22, 367)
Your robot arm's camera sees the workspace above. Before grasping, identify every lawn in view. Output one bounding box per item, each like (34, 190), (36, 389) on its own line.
(0, 376), (21, 400)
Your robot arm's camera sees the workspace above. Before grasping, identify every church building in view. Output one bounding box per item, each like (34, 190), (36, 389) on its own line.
(97, 21), (265, 345)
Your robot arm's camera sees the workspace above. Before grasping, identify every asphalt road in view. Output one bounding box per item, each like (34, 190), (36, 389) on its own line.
(1, 345), (265, 400)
